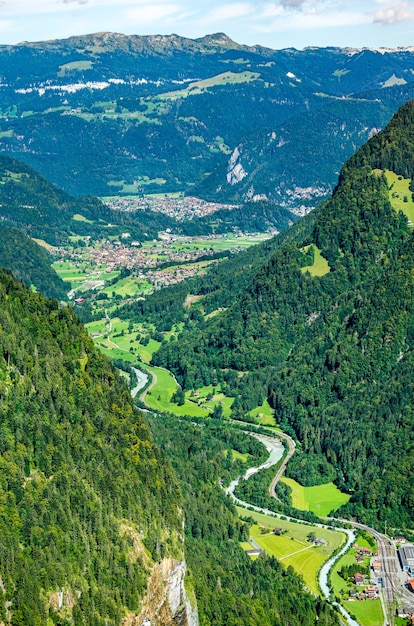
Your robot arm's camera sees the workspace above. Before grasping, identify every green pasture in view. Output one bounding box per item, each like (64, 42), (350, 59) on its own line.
(85, 319), (107, 336)
(282, 546), (326, 594)
(301, 244), (331, 277)
(248, 399), (275, 425)
(142, 365), (209, 417)
(382, 74), (407, 88)
(341, 601), (383, 626)
(239, 507), (346, 595)
(158, 71), (261, 100)
(32, 238), (56, 251)
(136, 339), (161, 363)
(231, 450), (251, 463)
(330, 537), (383, 626)
(330, 548), (356, 594)
(107, 177), (166, 193)
(58, 60), (93, 76)
(280, 477), (350, 516)
(385, 169), (414, 223)
(52, 261), (89, 283)
(186, 384), (234, 417)
(93, 340), (137, 363)
(102, 276), (150, 297)
(86, 315), (163, 365)
(72, 213), (94, 223)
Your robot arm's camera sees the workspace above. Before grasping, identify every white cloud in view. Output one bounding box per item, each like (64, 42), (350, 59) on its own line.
(255, 7), (370, 32)
(373, 2), (414, 25)
(201, 2), (254, 23)
(124, 4), (183, 24)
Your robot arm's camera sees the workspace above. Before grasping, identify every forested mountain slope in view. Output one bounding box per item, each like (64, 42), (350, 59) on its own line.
(0, 226), (66, 299)
(195, 91), (414, 208)
(153, 100), (414, 529)
(148, 415), (340, 626)
(0, 270), (184, 625)
(1, 32), (414, 205)
(0, 154), (180, 244)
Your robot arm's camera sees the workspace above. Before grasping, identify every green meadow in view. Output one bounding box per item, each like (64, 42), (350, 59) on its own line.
(158, 71), (261, 100)
(280, 477), (350, 516)
(248, 399), (275, 425)
(385, 169), (414, 223)
(238, 507), (346, 595)
(341, 600), (383, 626)
(231, 450), (251, 463)
(330, 541), (384, 626)
(143, 365), (209, 417)
(185, 384), (234, 417)
(301, 244), (331, 277)
(52, 261), (89, 283)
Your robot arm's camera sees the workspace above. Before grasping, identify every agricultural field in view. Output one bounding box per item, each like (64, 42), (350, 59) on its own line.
(280, 477), (350, 516)
(340, 601), (383, 626)
(142, 365), (209, 417)
(186, 384), (234, 418)
(238, 507), (346, 595)
(141, 233), (269, 253)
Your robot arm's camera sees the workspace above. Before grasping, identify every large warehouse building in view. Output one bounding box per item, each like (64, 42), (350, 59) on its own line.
(398, 546), (414, 573)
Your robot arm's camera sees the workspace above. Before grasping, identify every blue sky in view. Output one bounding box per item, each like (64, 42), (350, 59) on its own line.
(1, 0), (414, 50)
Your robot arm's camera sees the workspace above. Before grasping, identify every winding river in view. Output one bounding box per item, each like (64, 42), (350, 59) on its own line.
(224, 430), (358, 626)
(132, 368), (360, 626)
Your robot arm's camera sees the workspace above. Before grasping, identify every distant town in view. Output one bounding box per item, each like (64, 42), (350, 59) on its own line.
(104, 195), (238, 221)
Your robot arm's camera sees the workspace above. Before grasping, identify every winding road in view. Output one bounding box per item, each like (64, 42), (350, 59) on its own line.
(134, 389), (398, 626)
(224, 424), (381, 626)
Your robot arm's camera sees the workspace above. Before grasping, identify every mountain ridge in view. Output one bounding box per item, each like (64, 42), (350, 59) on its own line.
(1, 32), (414, 203)
(150, 98), (414, 529)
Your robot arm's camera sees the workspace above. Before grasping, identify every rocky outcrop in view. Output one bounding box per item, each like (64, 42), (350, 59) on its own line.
(226, 147), (248, 185)
(123, 558), (198, 626)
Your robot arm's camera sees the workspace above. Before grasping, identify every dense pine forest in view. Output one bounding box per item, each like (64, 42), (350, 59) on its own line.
(0, 269), (343, 625)
(0, 270), (183, 625)
(0, 226), (66, 300)
(149, 415), (340, 626)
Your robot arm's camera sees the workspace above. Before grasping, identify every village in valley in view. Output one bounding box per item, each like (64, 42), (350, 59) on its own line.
(51, 194), (271, 301)
(49, 194), (414, 626)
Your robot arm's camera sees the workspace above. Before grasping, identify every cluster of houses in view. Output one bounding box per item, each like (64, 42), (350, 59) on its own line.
(354, 544), (374, 562)
(105, 195), (238, 221)
(350, 573), (378, 600)
(345, 543), (381, 601)
(349, 574), (378, 600)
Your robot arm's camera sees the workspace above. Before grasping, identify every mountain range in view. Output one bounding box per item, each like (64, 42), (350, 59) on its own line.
(1, 33), (414, 210)
(1, 30), (414, 626)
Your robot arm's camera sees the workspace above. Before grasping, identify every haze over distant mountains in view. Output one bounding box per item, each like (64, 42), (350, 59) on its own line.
(1, 32), (414, 211)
